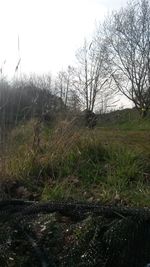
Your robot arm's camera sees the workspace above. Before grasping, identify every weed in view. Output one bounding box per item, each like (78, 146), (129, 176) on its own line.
(1, 119), (150, 206)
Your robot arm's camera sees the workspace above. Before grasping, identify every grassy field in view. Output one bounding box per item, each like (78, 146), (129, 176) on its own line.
(0, 117), (150, 207)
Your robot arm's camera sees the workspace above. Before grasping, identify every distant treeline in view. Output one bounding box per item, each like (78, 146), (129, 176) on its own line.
(0, 75), (100, 129)
(0, 77), (64, 128)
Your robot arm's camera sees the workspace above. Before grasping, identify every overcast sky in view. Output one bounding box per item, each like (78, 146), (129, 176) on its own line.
(0, 0), (129, 77)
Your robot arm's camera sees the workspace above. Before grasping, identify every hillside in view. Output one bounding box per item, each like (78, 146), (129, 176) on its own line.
(97, 108), (150, 130)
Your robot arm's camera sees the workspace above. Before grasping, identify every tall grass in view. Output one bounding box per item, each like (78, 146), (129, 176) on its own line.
(2, 119), (150, 205)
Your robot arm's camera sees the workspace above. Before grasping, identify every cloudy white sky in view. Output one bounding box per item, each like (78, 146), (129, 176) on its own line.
(0, 0), (128, 77)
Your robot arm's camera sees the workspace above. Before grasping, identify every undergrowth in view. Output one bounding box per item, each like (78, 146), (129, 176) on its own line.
(1, 119), (150, 206)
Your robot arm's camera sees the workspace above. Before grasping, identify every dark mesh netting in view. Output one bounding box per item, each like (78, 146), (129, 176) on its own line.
(0, 200), (150, 267)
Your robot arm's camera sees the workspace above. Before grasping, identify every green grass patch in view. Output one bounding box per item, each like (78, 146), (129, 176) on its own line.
(1, 119), (150, 207)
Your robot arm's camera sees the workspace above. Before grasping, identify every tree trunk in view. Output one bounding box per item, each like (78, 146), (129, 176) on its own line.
(140, 108), (148, 118)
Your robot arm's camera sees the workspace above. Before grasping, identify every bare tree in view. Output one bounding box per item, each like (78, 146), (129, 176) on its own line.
(104, 0), (150, 117)
(68, 89), (81, 113)
(74, 38), (113, 114)
(55, 66), (74, 110)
